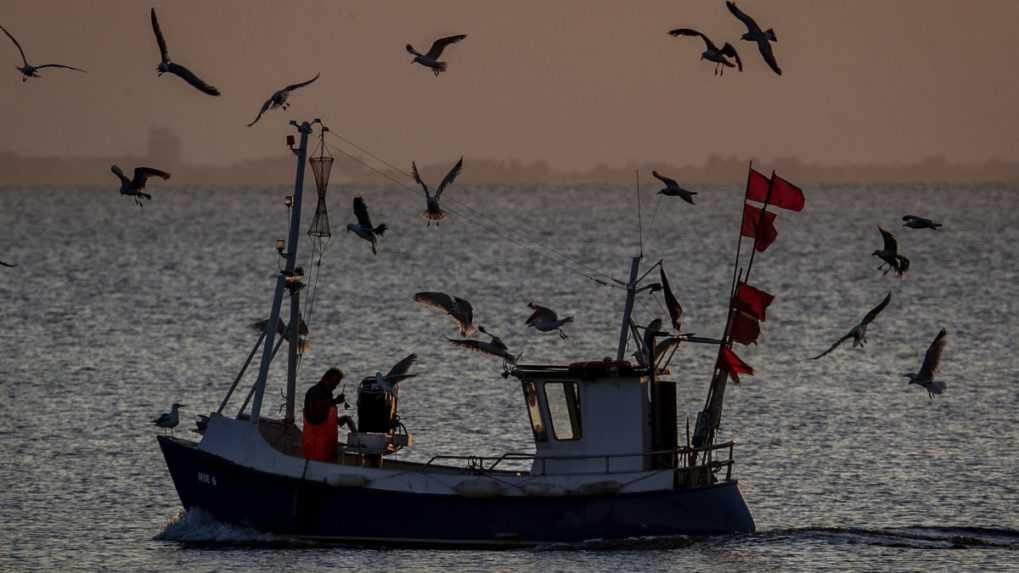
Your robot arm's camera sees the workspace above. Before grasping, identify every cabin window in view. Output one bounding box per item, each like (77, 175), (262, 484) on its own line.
(523, 382), (547, 442)
(543, 381), (582, 441)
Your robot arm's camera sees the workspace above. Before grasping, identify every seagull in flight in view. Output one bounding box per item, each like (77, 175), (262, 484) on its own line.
(346, 196), (387, 255)
(902, 215), (943, 230)
(153, 403), (186, 435)
(904, 328), (947, 399)
(111, 165), (170, 206)
(369, 354), (419, 393)
(668, 28), (742, 76)
(659, 266), (684, 332)
(407, 34), (467, 76)
(412, 157), (463, 226)
(415, 292), (476, 336)
(725, 1), (781, 76)
(247, 73), (320, 126)
(653, 170), (697, 205)
(525, 302), (573, 339)
(812, 292), (892, 359)
(449, 326), (518, 365)
(150, 8), (220, 96)
(873, 226), (910, 278)
(1, 24), (85, 81)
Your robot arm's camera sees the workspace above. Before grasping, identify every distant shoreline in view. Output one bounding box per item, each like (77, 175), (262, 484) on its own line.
(1, 150), (1016, 186)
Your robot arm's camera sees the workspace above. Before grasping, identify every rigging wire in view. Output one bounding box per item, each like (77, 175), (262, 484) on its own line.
(636, 169), (644, 258)
(321, 137), (623, 290)
(322, 131), (623, 289)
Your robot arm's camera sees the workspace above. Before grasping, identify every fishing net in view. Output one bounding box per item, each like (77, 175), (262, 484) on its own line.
(307, 155), (334, 238)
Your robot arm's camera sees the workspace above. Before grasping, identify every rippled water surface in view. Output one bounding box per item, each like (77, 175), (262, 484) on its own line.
(2, 182), (1017, 571)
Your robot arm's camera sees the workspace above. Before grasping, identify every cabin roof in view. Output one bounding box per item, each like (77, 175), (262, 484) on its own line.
(511, 360), (665, 381)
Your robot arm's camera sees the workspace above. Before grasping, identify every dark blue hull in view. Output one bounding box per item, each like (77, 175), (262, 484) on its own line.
(158, 436), (755, 546)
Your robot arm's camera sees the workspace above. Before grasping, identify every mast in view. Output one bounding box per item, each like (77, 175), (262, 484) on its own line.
(249, 119), (315, 425)
(615, 256), (642, 361)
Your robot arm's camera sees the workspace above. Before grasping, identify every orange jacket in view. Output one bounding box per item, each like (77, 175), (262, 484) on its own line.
(302, 405), (338, 462)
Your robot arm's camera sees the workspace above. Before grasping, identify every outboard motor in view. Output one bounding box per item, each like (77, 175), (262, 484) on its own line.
(356, 377), (398, 433)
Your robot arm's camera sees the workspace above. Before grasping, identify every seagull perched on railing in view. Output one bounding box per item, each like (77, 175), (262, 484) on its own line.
(153, 403), (185, 435)
(247, 73), (320, 127)
(1, 24), (85, 82)
(725, 1), (781, 76)
(412, 157), (463, 226)
(904, 328), (947, 399)
(873, 226), (910, 278)
(415, 292), (476, 336)
(653, 171), (697, 205)
(668, 28), (742, 76)
(449, 326), (518, 365)
(150, 8), (220, 96)
(111, 165), (170, 206)
(812, 292), (891, 359)
(368, 354), (419, 393)
(406, 34), (467, 76)
(902, 215), (943, 230)
(346, 196), (387, 255)
(526, 302), (573, 339)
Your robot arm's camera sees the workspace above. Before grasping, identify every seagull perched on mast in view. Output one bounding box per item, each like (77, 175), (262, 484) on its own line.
(152, 403), (185, 435)
(725, 1), (782, 76)
(412, 157), (463, 226)
(904, 328), (948, 399)
(111, 165), (170, 206)
(812, 292), (892, 359)
(150, 8), (220, 96)
(406, 34), (467, 76)
(653, 171), (698, 205)
(449, 326), (518, 365)
(1, 24), (85, 81)
(414, 292), (476, 336)
(247, 73), (320, 127)
(346, 196), (387, 255)
(872, 226), (910, 278)
(902, 215), (943, 230)
(668, 28), (742, 76)
(369, 354), (419, 393)
(525, 302), (573, 339)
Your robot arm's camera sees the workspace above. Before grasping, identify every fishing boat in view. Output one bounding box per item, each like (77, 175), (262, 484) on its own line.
(156, 119), (799, 546)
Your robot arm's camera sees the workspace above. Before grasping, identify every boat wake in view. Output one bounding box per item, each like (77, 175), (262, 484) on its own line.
(533, 526), (1019, 552)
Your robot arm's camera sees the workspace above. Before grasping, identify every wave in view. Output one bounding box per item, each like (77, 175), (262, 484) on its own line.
(153, 509), (306, 547)
(155, 511), (1019, 551)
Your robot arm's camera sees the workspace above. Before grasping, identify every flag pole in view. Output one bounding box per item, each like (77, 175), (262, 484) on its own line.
(744, 169), (776, 283)
(694, 161), (754, 454)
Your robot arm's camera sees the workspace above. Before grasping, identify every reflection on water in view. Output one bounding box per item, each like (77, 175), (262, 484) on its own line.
(1, 183), (1017, 571)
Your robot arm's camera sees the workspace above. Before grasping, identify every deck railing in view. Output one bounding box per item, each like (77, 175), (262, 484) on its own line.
(423, 441), (735, 481)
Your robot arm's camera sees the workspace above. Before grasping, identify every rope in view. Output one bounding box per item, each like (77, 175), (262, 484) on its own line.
(323, 132), (622, 289)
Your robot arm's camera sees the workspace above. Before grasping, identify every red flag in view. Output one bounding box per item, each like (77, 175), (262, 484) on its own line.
(729, 310), (760, 346)
(746, 168), (771, 203)
(741, 203), (778, 252)
(734, 282), (774, 321)
(746, 169), (805, 212)
(718, 346), (753, 384)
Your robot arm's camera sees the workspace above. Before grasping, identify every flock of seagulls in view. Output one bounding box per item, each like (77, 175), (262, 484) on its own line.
(669, 2), (781, 77)
(812, 214), (949, 398)
(413, 292), (575, 365)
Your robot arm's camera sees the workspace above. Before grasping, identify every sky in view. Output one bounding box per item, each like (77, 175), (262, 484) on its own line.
(1, 0), (1018, 170)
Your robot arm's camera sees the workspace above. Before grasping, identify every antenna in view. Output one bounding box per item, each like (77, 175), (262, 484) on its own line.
(636, 169), (644, 257)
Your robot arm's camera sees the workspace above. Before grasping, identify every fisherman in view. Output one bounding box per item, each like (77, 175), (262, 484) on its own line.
(302, 367), (349, 462)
